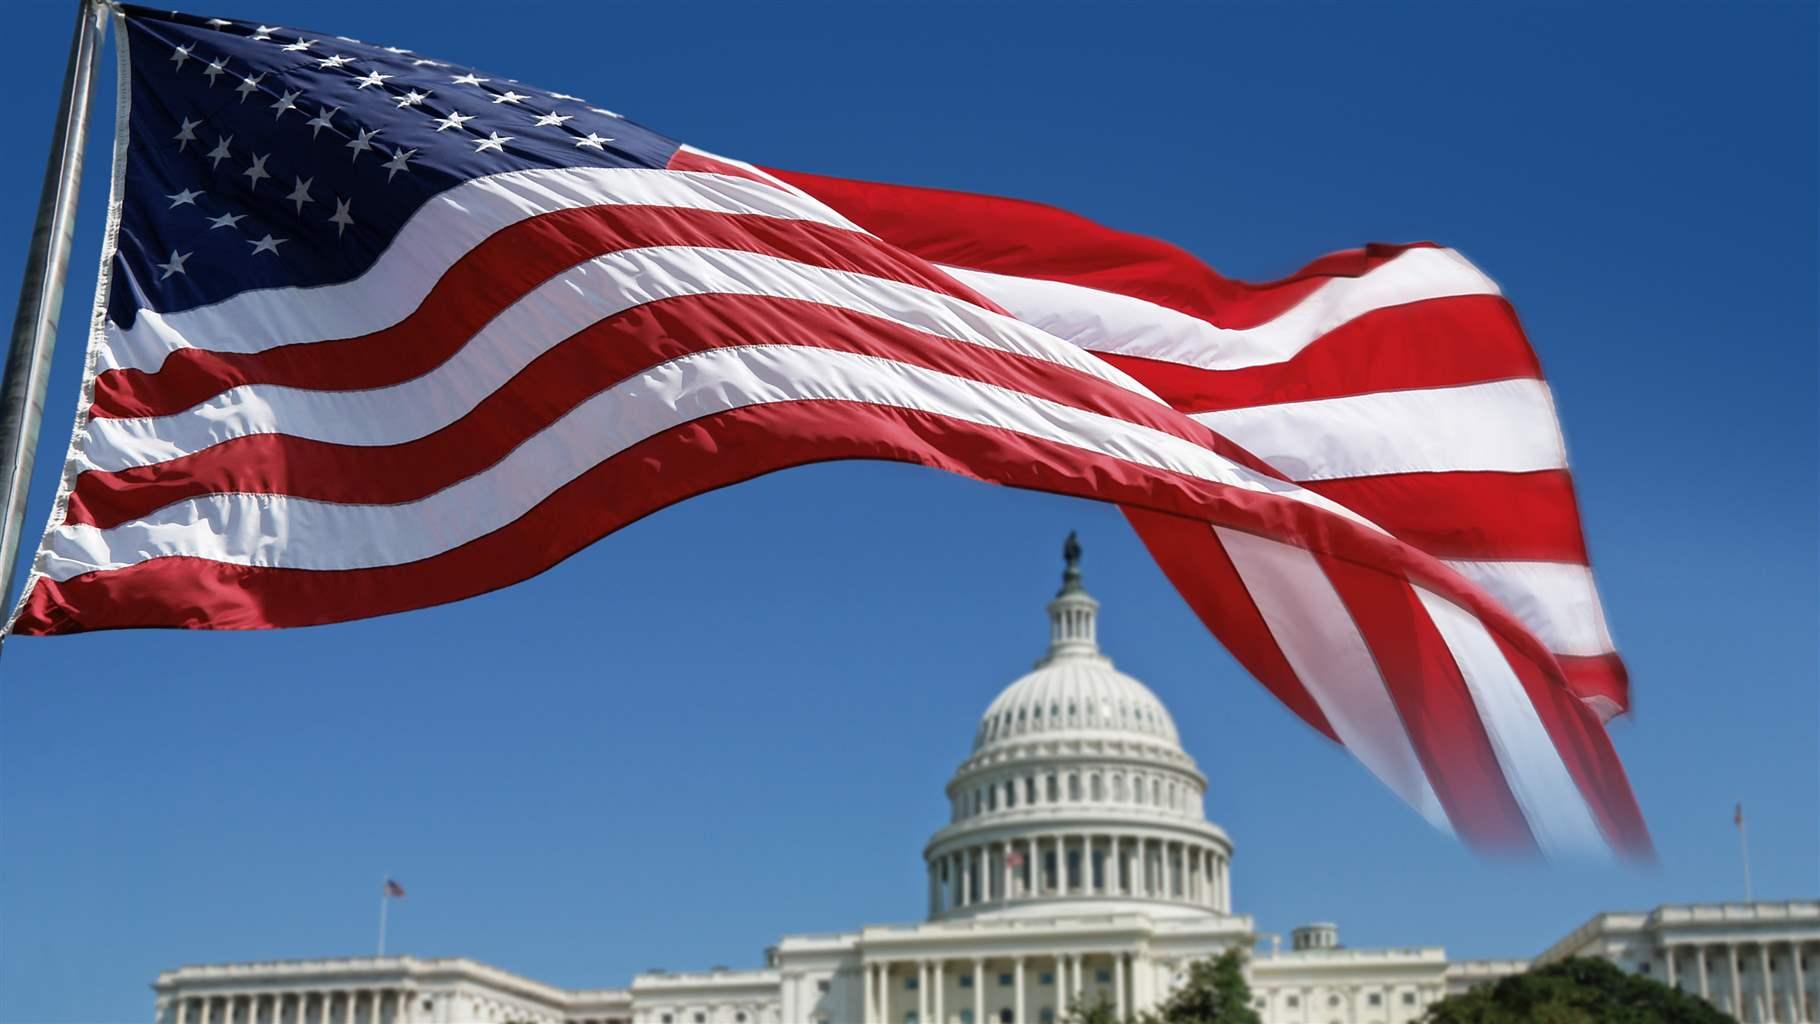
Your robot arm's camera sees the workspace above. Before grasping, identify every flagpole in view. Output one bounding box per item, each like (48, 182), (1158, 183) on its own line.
(0, 0), (104, 617)
(377, 876), (390, 956)
(1738, 809), (1754, 903)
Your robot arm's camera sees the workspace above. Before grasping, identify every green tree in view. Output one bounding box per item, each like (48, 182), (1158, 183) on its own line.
(1064, 949), (1260, 1024)
(1423, 956), (1734, 1024)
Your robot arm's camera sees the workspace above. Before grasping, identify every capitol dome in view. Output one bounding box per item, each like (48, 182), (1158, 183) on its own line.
(923, 535), (1232, 922)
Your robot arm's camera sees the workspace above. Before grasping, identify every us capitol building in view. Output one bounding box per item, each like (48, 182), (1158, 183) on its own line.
(156, 541), (1819, 1024)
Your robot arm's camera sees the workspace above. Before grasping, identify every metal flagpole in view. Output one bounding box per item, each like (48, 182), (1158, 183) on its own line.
(1737, 804), (1754, 902)
(378, 876), (390, 955)
(0, 0), (104, 617)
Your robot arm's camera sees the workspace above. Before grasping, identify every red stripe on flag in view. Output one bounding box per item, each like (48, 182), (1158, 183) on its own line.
(1487, 629), (1653, 859)
(92, 202), (1010, 420)
(1123, 509), (1340, 744)
(1304, 470), (1591, 564)
(1096, 295), (1542, 413)
(765, 167), (1431, 329)
(69, 292), (1228, 529)
(1316, 552), (1539, 853)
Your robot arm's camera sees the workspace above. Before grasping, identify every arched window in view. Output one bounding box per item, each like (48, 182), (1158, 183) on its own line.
(1026, 776), (1037, 804)
(1068, 774), (1082, 801)
(1046, 774), (1059, 802)
(1005, 781), (1016, 808)
(987, 786), (998, 811)
(1112, 774), (1126, 801)
(1090, 774), (1103, 801)
(1135, 778), (1147, 805)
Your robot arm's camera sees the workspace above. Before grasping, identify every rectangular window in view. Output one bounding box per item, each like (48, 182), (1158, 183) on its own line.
(960, 975), (974, 989)
(961, 1013), (974, 1024)
(1403, 993), (1417, 1006)
(1040, 1010), (1054, 1024)
(906, 977), (919, 990)
(1040, 972), (1054, 986)
(905, 1014), (918, 1024)
(999, 974), (1013, 987)
(1287, 996), (1299, 1008)
(1095, 969), (1111, 984)
(817, 980), (830, 993)
(1369, 993), (1382, 1006)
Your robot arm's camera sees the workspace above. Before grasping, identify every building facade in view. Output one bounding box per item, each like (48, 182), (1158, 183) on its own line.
(153, 544), (1819, 1024)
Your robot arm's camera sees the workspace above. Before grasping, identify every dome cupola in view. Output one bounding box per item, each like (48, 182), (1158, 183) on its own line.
(923, 536), (1233, 922)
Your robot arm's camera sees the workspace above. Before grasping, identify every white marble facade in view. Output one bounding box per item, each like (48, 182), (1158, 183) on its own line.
(153, 549), (1819, 1024)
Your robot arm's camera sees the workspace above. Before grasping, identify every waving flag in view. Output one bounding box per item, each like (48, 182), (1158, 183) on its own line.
(7, 5), (1647, 858)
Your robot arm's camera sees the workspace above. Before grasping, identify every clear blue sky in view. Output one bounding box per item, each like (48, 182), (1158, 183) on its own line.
(2, 1), (1815, 1020)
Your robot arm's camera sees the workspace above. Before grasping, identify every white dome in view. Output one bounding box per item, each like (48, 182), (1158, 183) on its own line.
(974, 656), (1181, 751)
(924, 535), (1232, 923)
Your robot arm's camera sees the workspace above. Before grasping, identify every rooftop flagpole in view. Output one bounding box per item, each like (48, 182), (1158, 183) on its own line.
(0, 0), (105, 622)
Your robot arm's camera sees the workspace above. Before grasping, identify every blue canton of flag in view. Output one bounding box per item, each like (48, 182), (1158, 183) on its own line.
(111, 3), (679, 326)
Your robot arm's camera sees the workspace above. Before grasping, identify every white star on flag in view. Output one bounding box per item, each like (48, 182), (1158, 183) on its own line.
(242, 153), (271, 188)
(473, 131), (511, 153)
(280, 38), (316, 52)
(305, 106), (341, 139)
(534, 112), (572, 127)
(248, 233), (286, 255)
(395, 90), (430, 109)
(166, 188), (203, 208)
(170, 44), (193, 70)
(156, 249), (192, 279)
(432, 111), (474, 132)
(353, 70), (393, 89)
(451, 73), (488, 86)
(382, 148), (417, 181)
(207, 211), (244, 231)
(317, 54), (355, 69)
(346, 127), (382, 160)
(203, 59), (226, 85)
(271, 89), (302, 119)
(173, 117), (199, 150)
(286, 176), (314, 212)
(206, 134), (232, 169)
(328, 197), (355, 237)
(492, 91), (528, 105)
(235, 73), (264, 102)
(574, 133), (611, 150)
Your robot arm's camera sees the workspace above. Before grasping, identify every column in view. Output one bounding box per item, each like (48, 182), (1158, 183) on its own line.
(1665, 943), (1677, 991)
(1056, 956), (1069, 1020)
(1165, 843), (1176, 899)
(1109, 836), (1121, 895)
(1698, 945), (1710, 1001)
(863, 962), (876, 1024)
(1013, 957), (1026, 1024)
(1792, 942), (1806, 1024)
(929, 865), (939, 917)
(1204, 851), (1216, 908)
(1760, 944), (1773, 1024)
(1730, 946), (1743, 1017)
(933, 960), (944, 1024)
(962, 851), (974, 908)
(1001, 844), (1013, 905)
(972, 958), (985, 1024)
(176, 998), (191, 1024)
(978, 847), (990, 903)
(1114, 953), (1127, 1021)
(398, 989), (414, 1024)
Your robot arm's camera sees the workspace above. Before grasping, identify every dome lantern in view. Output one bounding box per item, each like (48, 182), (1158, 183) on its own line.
(1040, 531), (1101, 666)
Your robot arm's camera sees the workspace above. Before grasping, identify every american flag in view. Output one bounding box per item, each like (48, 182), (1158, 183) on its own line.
(384, 879), (406, 899)
(8, 5), (1648, 858)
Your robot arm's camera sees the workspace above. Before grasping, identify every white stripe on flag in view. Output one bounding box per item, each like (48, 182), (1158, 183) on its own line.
(940, 247), (1500, 371)
(1191, 379), (1567, 481)
(1215, 525), (1451, 833)
(1413, 586), (1609, 859)
(103, 166), (867, 374)
(83, 245), (1163, 472)
(43, 344), (1372, 580)
(1441, 558), (1616, 658)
